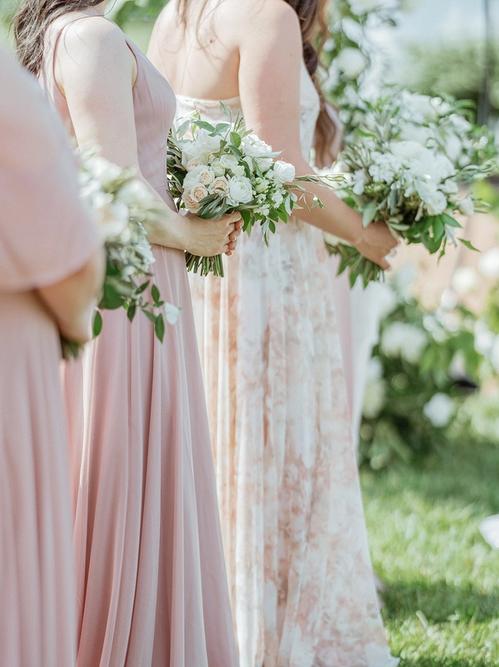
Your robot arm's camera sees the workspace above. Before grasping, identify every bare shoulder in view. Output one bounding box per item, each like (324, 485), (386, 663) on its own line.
(218, 0), (301, 48)
(56, 15), (130, 64)
(220, 0), (300, 33)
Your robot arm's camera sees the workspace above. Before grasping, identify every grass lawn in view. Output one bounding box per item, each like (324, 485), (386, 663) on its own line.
(362, 440), (499, 666)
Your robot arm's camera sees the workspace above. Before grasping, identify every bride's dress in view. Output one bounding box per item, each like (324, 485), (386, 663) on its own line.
(176, 64), (398, 667)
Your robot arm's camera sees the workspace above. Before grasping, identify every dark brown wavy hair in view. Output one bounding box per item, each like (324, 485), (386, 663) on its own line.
(13, 0), (103, 77)
(178, 0), (339, 167)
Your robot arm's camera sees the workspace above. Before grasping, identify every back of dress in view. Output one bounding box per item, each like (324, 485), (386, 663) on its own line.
(42, 15), (177, 209)
(38, 17), (239, 667)
(173, 61), (398, 667)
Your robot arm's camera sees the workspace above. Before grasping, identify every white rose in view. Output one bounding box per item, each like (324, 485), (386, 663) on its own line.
(423, 393), (455, 428)
(335, 47), (368, 79)
(219, 154), (240, 172)
(183, 184), (208, 211)
(210, 159), (226, 176)
(242, 134), (274, 158)
(232, 165), (246, 177)
(184, 165), (215, 190)
(190, 184), (209, 203)
(228, 176), (253, 204)
(272, 160), (296, 184)
(164, 302), (181, 325)
(182, 191), (200, 212)
(209, 176), (230, 195)
(185, 156), (205, 171)
(256, 156), (274, 172)
(478, 247), (499, 279)
(181, 131), (221, 168)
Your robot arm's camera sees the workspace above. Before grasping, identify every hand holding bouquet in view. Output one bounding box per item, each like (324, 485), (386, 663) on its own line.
(326, 91), (497, 286)
(62, 153), (180, 358)
(168, 113), (301, 277)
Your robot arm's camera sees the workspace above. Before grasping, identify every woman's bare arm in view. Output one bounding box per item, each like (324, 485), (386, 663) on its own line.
(236, 0), (396, 267)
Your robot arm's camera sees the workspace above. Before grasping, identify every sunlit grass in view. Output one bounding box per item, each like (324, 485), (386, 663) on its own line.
(363, 440), (499, 666)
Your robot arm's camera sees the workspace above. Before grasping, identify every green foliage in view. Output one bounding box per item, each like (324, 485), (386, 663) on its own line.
(111, 0), (165, 28)
(359, 282), (494, 470)
(398, 41), (499, 121)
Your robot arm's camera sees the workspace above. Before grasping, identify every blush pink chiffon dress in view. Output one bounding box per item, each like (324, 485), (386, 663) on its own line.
(0, 47), (99, 666)
(40, 18), (238, 667)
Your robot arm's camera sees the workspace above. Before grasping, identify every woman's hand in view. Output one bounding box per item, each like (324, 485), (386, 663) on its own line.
(181, 212), (242, 257)
(354, 221), (399, 270)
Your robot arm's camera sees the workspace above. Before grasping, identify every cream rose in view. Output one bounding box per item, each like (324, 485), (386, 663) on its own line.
(209, 176), (230, 195)
(183, 165), (215, 190)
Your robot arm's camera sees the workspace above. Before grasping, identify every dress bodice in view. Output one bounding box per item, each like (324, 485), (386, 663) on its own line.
(41, 16), (177, 207)
(175, 63), (320, 161)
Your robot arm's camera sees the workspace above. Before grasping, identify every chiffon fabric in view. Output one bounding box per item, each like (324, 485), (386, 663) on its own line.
(41, 19), (238, 667)
(175, 64), (398, 667)
(0, 47), (99, 666)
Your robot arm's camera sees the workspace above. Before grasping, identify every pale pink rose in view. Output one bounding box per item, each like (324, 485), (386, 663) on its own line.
(209, 176), (230, 195)
(183, 190), (201, 212)
(191, 184), (209, 203)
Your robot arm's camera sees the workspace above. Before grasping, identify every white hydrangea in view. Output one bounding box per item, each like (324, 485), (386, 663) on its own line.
(381, 322), (427, 363)
(423, 393), (455, 428)
(478, 247), (499, 279)
(334, 47), (368, 79)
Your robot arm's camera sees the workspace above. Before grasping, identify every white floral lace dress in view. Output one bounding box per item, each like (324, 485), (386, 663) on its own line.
(176, 65), (398, 667)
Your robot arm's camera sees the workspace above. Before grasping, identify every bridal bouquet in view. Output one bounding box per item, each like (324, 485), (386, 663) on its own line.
(62, 153), (178, 358)
(167, 114), (300, 276)
(326, 91), (497, 286)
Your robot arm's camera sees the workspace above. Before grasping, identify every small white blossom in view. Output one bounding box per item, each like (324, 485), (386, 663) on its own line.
(423, 393), (455, 428)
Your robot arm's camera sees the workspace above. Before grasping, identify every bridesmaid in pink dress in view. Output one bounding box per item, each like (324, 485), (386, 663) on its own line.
(13, 2), (240, 666)
(0, 47), (103, 666)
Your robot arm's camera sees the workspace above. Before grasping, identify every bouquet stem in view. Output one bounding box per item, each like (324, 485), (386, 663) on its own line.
(185, 252), (224, 277)
(326, 241), (384, 288)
